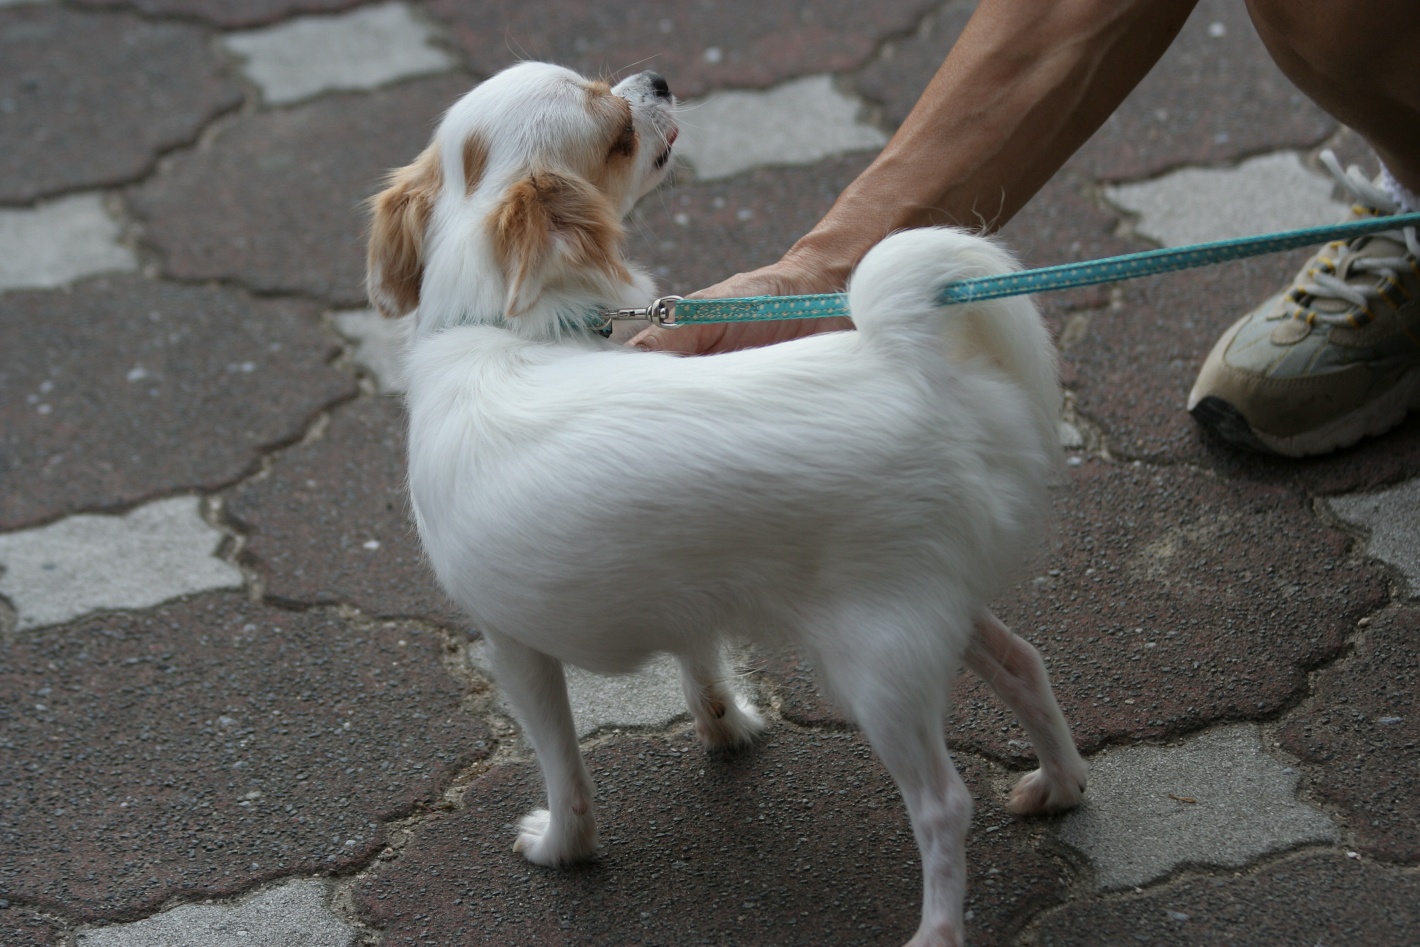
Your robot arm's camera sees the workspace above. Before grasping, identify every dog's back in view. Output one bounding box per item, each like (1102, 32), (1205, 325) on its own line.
(406, 228), (1060, 672)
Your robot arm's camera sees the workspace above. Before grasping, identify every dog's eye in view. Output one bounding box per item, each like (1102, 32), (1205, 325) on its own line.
(610, 123), (637, 158)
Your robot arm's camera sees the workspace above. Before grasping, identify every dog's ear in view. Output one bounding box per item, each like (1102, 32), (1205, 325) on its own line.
(367, 142), (442, 319)
(488, 170), (630, 318)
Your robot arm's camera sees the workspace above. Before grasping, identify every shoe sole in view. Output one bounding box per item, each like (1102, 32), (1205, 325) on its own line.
(1190, 367), (1420, 457)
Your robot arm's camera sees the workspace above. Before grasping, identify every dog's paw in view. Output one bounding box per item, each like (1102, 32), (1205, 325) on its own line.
(1005, 764), (1087, 816)
(694, 693), (766, 750)
(512, 808), (598, 866)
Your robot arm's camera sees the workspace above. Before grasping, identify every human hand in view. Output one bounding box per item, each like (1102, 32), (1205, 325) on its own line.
(629, 258), (854, 355)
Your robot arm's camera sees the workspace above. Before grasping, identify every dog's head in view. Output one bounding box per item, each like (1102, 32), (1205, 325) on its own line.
(367, 63), (677, 325)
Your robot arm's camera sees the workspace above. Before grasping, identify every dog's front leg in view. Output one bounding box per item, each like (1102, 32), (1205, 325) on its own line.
(676, 648), (766, 749)
(484, 630), (598, 865)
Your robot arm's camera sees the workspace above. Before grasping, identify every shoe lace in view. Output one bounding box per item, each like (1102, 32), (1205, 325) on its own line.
(1287, 150), (1420, 327)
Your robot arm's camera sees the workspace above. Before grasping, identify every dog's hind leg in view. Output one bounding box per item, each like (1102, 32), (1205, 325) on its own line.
(484, 630), (598, 865)
(677, 647), (765, 750)
(814, 631), (971, 947)
(964, 611), (1087, 814)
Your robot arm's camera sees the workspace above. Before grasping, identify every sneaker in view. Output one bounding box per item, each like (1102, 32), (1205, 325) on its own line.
(1188, 151), (1420, 456)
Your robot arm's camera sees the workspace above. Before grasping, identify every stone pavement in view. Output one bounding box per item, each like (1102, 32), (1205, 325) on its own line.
(2, 0), (1418, 944)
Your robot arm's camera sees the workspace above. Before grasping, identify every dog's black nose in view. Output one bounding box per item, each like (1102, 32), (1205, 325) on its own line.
(645, 72), (672, 99)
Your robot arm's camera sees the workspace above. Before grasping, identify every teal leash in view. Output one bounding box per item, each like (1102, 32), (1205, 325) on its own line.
(601, 212), (1420, 329)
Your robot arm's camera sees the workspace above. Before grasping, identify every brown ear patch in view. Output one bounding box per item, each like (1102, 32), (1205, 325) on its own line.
(489, 170), (631, 317)
(462, 133), (489, 197)
(367, 141), (442, 318)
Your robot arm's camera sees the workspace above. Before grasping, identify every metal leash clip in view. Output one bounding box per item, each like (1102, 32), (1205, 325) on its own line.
(595, 294), (685, 331)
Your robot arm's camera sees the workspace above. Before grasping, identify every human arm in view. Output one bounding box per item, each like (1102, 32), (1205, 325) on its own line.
(633, 0), (1199, 354)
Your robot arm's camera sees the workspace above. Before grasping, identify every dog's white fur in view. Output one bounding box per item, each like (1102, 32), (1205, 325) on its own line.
(368, 62), (1087, 947)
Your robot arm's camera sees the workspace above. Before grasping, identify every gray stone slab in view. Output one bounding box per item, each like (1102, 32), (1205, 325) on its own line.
(0, 595), (494, 920)
(1033, 851), (1420, 947)
(0, 194), (136, 290)
(1070, 0), (1335, 181)
(675, 75), (886, 181)
(430, 0), (936, 100)
(0, 497), (242, 631)
(222, 396), (451, 625)
(0, 3), (242, 202)
(0, 275), (356, 531)
(1105, 151), (1347, 247)
(76, 879), (355, 947)
(73, 0), (363, 29)
(467, 641), (691, 738)
(1056, 724), (1338, 890)
(127, 74), (470, 306)
(222, 2), (456, 106)
(1278, 607), (1420, 862)
(1327, 478), (1420, 596)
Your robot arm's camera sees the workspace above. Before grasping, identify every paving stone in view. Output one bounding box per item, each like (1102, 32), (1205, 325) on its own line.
(223, 2), (457, 106)
(1064, 248), (1313, 461)
(355, 730), (1075, 946)
(467, 643), (690, 738)
(0, 4), (242, 203)
(1032, 850), (1420, 946)
(0, 194), (137, 291)
(72, 0), (363, 29)
(851, 0), (980, 127)
(0, 908), (65, 947)
(76, 879), (355, 947)
(1056, 725), (1336, 890)
(0, 497), (242, 632)
(855, 0), (1334, 183)
(999, 168), (1140, 335)
(1065, 245), (1420, 471)
(1106, 151), (1348, 248)
(330, 309), (411, 395)
(1326, 479), (1420, 596)
(128, 75), (470, 306)
(0, 595), (493, 921)
(1278, 607), (1420, 863)
(675, 75), (885, 182)
(0, 275), (355, 531)
(766, 459), (1386, 760)
(225, 396), (450, 625)
(630, 154), (874, 295)
(428, 0), (937, 99)
(1073, 0), (1334, 181)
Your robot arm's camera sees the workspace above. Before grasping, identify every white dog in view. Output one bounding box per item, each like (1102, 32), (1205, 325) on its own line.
(367, 62), (1087, 947)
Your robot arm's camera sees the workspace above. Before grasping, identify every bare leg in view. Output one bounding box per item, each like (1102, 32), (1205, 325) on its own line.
(484, 630), (598, 865)
(1246, 0), (1420, 192)
(964, 611), (1087, 814)
(677, 647), (765, 749)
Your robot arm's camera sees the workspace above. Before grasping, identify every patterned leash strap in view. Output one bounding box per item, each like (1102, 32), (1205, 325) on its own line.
(655, 211), (1420, 326)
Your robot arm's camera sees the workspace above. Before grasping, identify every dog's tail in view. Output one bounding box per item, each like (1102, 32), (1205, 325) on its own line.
(848, 227), (1061, 447)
